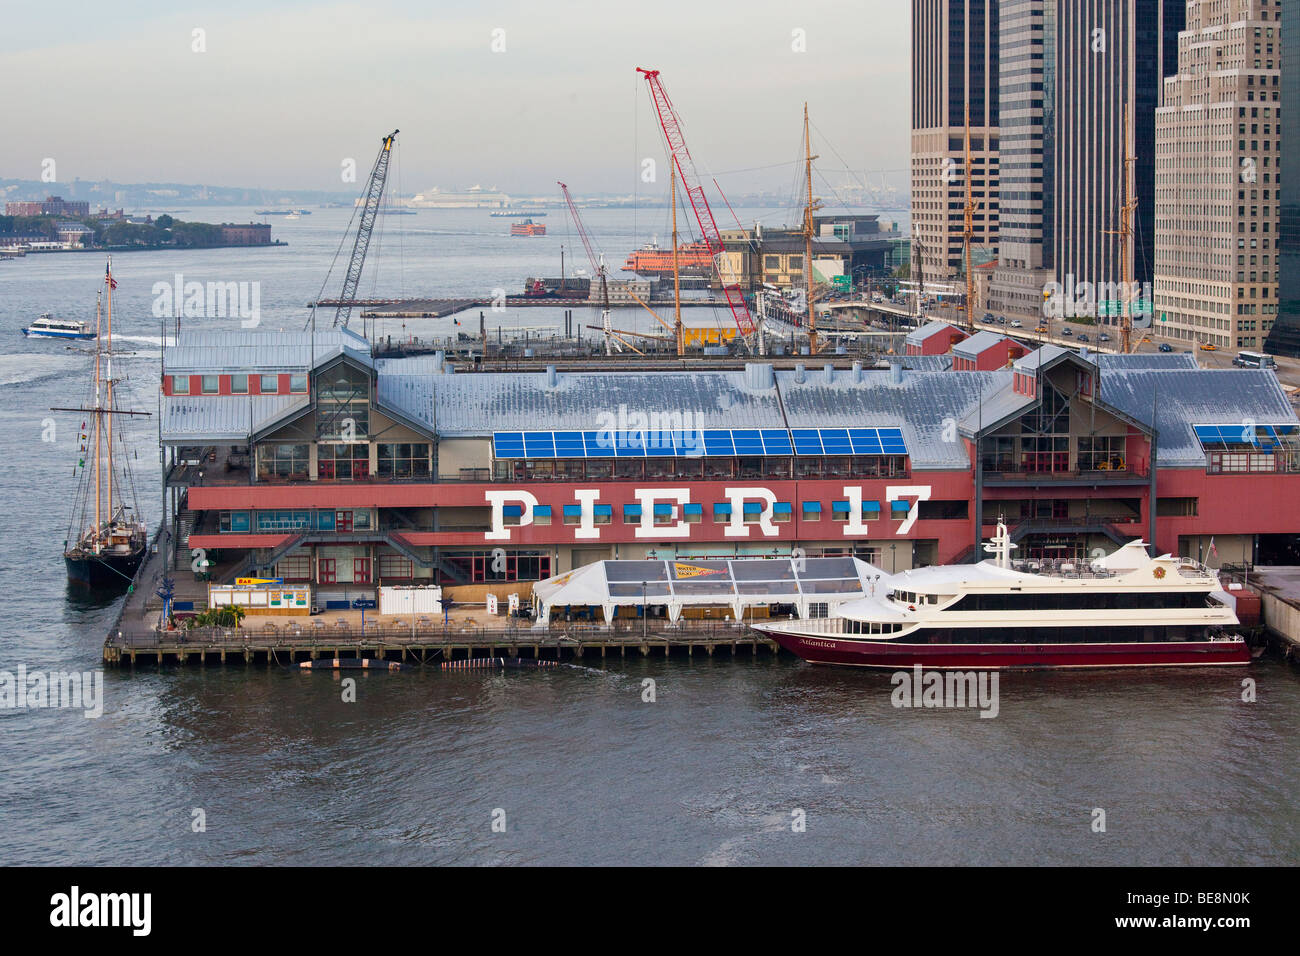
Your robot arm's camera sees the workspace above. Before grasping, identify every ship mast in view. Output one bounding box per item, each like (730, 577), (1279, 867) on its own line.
(1120, 102), (1136, 355)
(93, 289), (103, 549)
(672, 162), (683, 356)
(964, 104), (975, 335)
(802, 103), (821, 354)
(105, 257), (115, 526)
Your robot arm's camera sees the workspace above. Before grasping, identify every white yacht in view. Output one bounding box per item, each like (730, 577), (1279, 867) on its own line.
(753, 523), (1248, 670)
(22, 314), (94, 340)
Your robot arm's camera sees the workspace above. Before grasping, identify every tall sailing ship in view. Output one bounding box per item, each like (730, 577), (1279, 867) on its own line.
(62, 260), (147, 588)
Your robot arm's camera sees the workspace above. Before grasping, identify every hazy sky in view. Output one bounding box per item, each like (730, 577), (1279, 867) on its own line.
(1, 0), (909, 196)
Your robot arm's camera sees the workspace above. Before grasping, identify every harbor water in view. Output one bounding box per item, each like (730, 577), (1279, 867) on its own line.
(1, 206), (1297, 865)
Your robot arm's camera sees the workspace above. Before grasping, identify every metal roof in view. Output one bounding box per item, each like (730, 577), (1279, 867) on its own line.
(952, 329), (1013, 358)
(776, 366), (1001, 469)
(1100, 368), (1299, 467)
(161, 394), (309, 442)
(1013, 343), (1077, 370)
(431, 368), (786, 437)
(904, 320), (959, 346)
(897, 354), (954, 372)
(165, 329), (372, 373)
(1092, 352), (1200, 370)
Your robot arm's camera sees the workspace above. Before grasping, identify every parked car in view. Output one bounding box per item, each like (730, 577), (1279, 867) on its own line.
(1158, 342), (1173, 352)
(1077, 333), (1089, 343)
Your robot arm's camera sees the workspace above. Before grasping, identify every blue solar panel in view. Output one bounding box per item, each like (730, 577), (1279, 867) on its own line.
(615, 431), (646, 457)
(673, 429), (705, 457)
(818, 428), (853, 455)
(792, 429), (823, 455)
(731, 429), (764, 455)
(493, 432), (525, 458)
(523, 432), (555, 457)
(702, 430), (735, 456)
(879, 427), (908, 454)
(761, 429), (793, 455)
(493, 426), (911, 460)
(849, 428), (883, 455)
(553, 431), (586, 457)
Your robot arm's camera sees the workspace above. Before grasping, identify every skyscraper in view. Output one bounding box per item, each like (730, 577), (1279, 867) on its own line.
(986, 1), (1183, 323)
(1054, 0), (1183, 316)
(1154, 0), (1282, 351)
(911, 0), (1000, 286)
(1267, 0), (1300, 355)
(987, 0), (1055, 318)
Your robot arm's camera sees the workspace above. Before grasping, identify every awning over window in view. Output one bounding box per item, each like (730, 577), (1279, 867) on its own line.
(683, 503), (703, 515)
(594, 504), (612, 516)
(802, 501), (822, 512)
(623, 504), (642, 517)
(503, 505), (523, 517)
(773, 502), (792, 514)
(742, 502), (763, 514)
(653, 503), (673, 515)
(563, 505), (582, 517)
(713, 502), (732, 514)
(533, 505), (551, 516)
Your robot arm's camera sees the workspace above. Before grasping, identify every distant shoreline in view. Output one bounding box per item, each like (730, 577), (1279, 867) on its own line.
(10, 241), (290, 255)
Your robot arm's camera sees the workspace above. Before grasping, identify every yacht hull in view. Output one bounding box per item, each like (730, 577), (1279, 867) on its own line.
(65, 548), (145, 589)
(764, 631), (1251, 669)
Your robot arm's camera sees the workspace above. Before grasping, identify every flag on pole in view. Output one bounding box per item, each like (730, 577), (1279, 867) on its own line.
(1208, 536), (1218, 558)
(105, 263), (117, 289)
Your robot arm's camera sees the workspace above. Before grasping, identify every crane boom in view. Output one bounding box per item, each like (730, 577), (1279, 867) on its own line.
(334, 129), (399, 328)
(637, 68), (755, 336)
(557, 182), (601, 275)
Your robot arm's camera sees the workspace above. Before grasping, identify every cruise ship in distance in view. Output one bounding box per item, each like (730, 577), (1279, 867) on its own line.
(754, 523), (1249, 670)
(408, 185), (511, 208)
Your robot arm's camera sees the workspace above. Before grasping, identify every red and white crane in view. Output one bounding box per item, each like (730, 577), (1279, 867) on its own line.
(637, 68), (756, 338)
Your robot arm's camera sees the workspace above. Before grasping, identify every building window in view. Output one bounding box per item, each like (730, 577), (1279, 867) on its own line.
(377, 552), (414, 579)
(231, 374), (248, 394)
(377, 443), (430, 479)
(201, 375), (219, 394)
(259, 374), (278, 394)
(437, 550), (552, 584)
(255, 443), (310, 481)
(276, 554), (312, 582)
(290, 374), (308, 393)
(317, 443), (370, 480)
(802, 502), (821, 521)
(172, 375), (190, 395)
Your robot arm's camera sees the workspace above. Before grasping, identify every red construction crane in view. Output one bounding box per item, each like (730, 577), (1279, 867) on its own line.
(557, 181), (601, 277)
(637, 67), (756, 337)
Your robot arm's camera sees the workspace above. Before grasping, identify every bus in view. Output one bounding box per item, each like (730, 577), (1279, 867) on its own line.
(1233, 350), (1277, 369)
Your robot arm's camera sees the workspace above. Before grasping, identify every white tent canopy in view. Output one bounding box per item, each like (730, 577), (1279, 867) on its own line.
(532, 557), (885, 626)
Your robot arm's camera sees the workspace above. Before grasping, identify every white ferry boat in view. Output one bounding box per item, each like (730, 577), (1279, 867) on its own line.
(753, 523), (1249, 670)
(22, 313), (94, 340)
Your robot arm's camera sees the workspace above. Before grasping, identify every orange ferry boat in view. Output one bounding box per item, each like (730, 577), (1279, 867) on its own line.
(622, 239), (713, 275)
(510, 219), (546, 237)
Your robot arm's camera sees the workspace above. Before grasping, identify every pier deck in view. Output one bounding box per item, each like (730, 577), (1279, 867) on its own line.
(104, 622), (778, 666)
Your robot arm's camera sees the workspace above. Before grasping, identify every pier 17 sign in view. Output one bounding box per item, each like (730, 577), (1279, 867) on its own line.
(484, 485), (933, 542)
